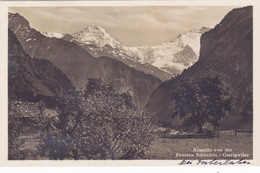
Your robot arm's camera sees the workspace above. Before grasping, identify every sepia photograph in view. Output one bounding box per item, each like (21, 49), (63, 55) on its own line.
(6, 4), (253, 162)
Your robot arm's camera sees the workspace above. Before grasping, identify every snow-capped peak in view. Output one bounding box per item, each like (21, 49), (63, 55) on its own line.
(82, 24), (107, 34)
(71, 25), (122, 49)
(174, 27), (211, 56)
(41, 32), (64, 39)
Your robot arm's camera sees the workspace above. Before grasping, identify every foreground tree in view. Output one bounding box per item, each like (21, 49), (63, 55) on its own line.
(71, 79), (157, 159)
(39, 78), (157, 160)
(171, 75), (233, 133)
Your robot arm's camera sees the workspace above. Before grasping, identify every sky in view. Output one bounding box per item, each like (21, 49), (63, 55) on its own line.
(9, 6), (237, 46)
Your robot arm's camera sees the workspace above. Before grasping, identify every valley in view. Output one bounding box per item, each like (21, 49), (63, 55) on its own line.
(8, 6), (253, 160)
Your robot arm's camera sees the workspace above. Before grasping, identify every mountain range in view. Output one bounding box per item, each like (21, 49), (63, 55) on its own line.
(8, 12), (210, 107)
(47, 24), (210, 80)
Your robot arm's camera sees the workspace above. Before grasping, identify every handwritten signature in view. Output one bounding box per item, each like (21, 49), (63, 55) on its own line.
(178, 159), (251, 165)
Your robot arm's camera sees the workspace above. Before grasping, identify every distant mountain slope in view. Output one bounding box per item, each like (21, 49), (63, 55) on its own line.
(8, 13), (161, 107)
(62, 25), (210, 78)
(145, 6), (253, 129)
(62, 26), (173, 81)
(8, 30), (74, 103)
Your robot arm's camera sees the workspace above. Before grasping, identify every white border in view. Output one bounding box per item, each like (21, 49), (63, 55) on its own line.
(0, 0), (259, 166)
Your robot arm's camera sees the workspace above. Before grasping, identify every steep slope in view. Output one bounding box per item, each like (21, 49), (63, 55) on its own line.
(145, 6), (252, 129)
(8, 13), (97, 88)
(8, 30), (74, 103)
(8, 13), (161, 107)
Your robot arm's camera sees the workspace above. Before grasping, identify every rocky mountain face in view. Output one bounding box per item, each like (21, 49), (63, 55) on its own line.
(145, 6), (253, 130)
(8, 30), (74, 105)
(8, 13), (161, 107)
(62, 25), (210, 80)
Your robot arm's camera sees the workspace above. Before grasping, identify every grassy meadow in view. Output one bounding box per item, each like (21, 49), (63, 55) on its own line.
(145, 130), (253, 160)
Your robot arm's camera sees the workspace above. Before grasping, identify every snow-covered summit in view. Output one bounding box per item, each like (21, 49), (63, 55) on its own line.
(70, 24), (122, 49)
(41, 32), (64, 39)
(174, 27), (210, 56)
